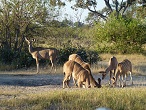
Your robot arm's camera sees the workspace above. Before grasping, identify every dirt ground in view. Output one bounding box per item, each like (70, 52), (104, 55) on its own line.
(0, 69), (146, 95)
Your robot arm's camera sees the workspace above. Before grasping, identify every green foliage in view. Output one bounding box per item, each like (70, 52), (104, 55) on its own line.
(0, 48), (35, 70)
(0, 47), (99, 70)
(12, 51), (35, 69)
(0, 49), (14, 64)
(0, 0), (146, 70)
(0, 0), (60, 54)
(90, 14), (146, 53)
(58, 47), (77, 64)
(58, 47), (99, 65)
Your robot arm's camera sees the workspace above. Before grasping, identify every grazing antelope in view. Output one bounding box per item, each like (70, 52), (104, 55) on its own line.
(69, 54), (101, 88)
(112, 59), (133, 87)
(69, 54), (84, 65)
(99, 56), (118, 85)
(63, 60), (91, 89)
(25, 37), (58, 74)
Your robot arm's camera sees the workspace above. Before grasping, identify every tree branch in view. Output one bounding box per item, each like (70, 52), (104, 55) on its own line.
(104, 0), (113, 12)
(86, 1), (107, 20)
(87, 6), (107, 20)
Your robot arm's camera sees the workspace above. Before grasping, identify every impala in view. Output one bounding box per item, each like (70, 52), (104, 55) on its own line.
(112, 59), (133, 87)
(69, 54), (101, 88)
(63, 60), (91, 88)
(25, 37), (58, 73)
(99, 56), (118, 85)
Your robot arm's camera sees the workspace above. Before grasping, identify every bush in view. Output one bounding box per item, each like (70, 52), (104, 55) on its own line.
(90, 14), (146, 54)
(57, 47), (100, 65)
(0, 49), (35, 70)
(0, 47), (100, 70)
(12, 51), (35, 69)
(0, 49), (14, 64)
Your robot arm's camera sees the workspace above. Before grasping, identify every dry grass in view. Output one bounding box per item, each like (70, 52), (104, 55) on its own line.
(0, 87), (146, 110)
(0, 54), (145, 75)
(99, 53), (146, 63)
(91, 54), (146, 75)
(0, 54), (146, 110)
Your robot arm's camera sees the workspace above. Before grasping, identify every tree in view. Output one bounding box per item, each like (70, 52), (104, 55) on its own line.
(0, 0), (60, 52)
(89, 14), (146, 53)
(0, 0), (64, 65)
(66, 0), (146, 21)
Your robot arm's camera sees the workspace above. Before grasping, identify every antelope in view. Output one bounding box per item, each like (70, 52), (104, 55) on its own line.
(25, 37), (58, 74)
(69, 54), (101, 88)
(63, 60), (91, 89)
(99, 56), (118, 85)
(112, 59), (133, 87)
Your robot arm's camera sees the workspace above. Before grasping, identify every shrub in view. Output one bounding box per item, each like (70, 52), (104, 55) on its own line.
(0, 49), (35, 70)
(0, 49), (14, 64)
(90, 14), (146, 54)
(0, 47), (100, 70)
(57, 47), (100, 65)
(12, 51), (35, 69)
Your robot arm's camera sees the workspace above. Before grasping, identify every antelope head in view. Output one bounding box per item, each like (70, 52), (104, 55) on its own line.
(25, 37), (36, 45)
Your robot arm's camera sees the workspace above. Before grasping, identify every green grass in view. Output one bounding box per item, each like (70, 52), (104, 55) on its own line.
(0, 87), (146, 110)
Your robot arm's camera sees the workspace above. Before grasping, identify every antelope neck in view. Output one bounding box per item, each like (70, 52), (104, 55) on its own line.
(28, 44), (34, 53)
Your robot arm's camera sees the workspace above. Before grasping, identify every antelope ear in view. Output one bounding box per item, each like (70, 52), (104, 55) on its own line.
(25, 37), (30, 43)
(32, 39), (36, 42)
(25, 37), (28, 41)
(112, 77), (116, 80)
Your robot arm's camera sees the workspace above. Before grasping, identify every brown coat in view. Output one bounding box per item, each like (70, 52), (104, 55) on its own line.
(112, 59), (133, 87)
(63, 60), (90, 88)
(69, 54), (101, 88)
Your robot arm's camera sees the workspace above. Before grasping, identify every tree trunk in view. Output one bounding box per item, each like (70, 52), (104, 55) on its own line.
(14, 24), (20, 51)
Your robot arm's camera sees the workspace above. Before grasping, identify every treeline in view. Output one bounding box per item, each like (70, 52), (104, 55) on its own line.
(0, 0), (146, 70)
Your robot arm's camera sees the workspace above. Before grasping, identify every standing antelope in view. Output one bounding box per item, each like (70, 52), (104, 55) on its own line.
(112, 59), (133, 87)
(25, 37), (58, 73)
(69, 54), (101, 88)
(99, 56), (118, 85)
(63, 60), (91, 89)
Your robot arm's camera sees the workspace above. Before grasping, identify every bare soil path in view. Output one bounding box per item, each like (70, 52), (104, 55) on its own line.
(0, 70), (146, 95)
